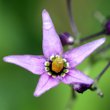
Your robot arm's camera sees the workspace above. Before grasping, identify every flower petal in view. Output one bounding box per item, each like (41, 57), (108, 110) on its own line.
(63, 38), (106, 67)
(34, 74), (59, 96)
(61, 69), (94, 85)
(42, 9), (63, 58)
(3, 55), (46, 75)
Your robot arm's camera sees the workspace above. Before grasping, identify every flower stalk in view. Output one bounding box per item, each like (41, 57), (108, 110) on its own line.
(90, 62), (110, 97)
(95, 61), (110, 82)
(80, 30), (105, 43)
(65, 86), (76, 110)
(66, 0), (79, 38)
(80, 11), (110, 43)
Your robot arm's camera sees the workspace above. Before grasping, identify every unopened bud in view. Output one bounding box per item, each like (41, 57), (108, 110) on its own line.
(59, 32), (74, 46)
(104, 20), (110, 35)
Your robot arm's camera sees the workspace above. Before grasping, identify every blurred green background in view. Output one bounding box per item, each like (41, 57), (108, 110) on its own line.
(0, 0), (110, 110)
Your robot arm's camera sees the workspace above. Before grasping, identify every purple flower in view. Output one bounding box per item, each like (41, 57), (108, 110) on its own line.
(3, 9), (105, 97)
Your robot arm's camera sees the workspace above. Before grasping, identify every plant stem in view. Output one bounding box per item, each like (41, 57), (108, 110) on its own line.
(80, 30), (105, 43)
(95, 61), (110, 82)
(65, 86), (76, 110)
(90, 62), (110, 97)
(66, 0), (79, 37)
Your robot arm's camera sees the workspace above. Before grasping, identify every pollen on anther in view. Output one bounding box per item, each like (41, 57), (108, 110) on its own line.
(61, 73), (66, 77)
(66, 62), (70, 68)
(50, 55), (55, 61)
(56, 55), (60, 58)
(63, 69), (69, 73)
(52, 75), (57, 78)
(44, 61), (50, 66)
(45, 67), (50, 71)
(63, 59), (67, 62)
(47, 72), (51, 76)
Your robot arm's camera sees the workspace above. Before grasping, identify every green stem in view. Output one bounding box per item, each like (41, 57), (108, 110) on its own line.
(95, 61), (110, 82)
(66, 0), (79, 37)
(80, 30), (105, 43)
(65, 86), (77, 110)
(90, 62), (110, 97)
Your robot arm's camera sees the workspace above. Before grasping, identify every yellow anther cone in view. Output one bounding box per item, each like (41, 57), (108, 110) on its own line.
(52, 57), (64, 73)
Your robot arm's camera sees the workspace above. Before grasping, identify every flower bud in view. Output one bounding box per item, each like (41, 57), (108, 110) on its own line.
(59, 32), (74, 46)
(104, 20), (110, 35)
(73, 83), (93, 93)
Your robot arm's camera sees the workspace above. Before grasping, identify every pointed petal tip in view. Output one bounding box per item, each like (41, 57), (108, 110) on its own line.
(63, 37), (106, 67)
(94, 37), (106, 47)
(3, 55), (46, 75)
(3, 56), (11, 62)
(42, 9), (47, 14)
(99, 37), (106, 44)
(3, 56), (6, 62)
(34, 91), (40, 97)
(3, 55), (17, 63)
(42, 9), (49, 19)
(42, 9), (53, 30)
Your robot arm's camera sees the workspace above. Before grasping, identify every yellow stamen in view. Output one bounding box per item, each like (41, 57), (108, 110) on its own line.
(52, 57), (64, 73)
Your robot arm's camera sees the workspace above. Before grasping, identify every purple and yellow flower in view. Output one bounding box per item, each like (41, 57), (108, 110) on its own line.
(3, 9), (105, 97)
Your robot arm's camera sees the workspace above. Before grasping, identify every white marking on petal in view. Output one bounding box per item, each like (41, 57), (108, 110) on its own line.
(61, 74), (66, 77)
(47, 72), (51, 76)
(45, 67), (49, 71)
(63, 59), (67, 62)
(44, 61), (50, 66)
(66, 62), (70, 68)
(56, 55), (60, 58)
(52, 75), (57, 78)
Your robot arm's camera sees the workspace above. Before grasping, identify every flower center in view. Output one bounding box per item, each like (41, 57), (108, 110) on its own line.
(52, 57), (64, 73)
(44, 55), (69, 78)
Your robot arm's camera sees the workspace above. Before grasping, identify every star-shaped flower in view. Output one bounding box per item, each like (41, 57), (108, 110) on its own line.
(3, 9), (105, 97)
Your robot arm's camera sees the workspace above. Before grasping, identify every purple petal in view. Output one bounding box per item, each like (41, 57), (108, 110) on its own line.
(3, 55), (46, 75)
(61, 69), (94, 85)
(42, 9), (63, 58)
(63, 38), (106, 67)
(34, 74), (59, 96)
